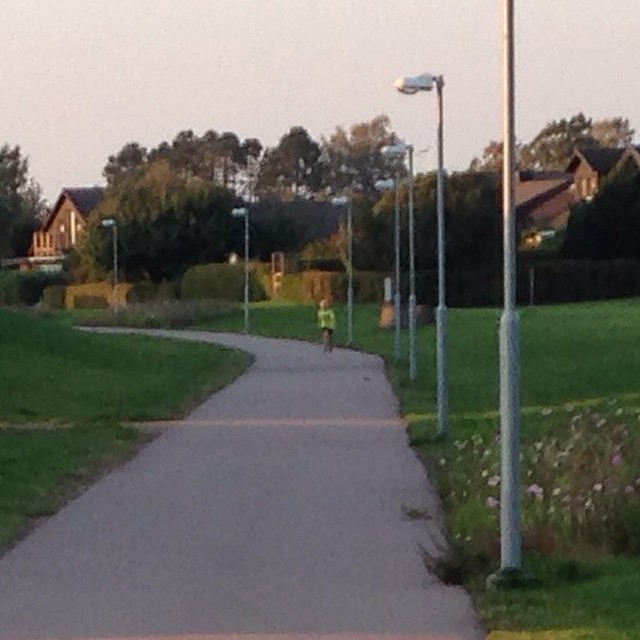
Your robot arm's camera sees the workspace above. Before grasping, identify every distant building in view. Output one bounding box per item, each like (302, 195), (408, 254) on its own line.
(4, 187), (104, 271)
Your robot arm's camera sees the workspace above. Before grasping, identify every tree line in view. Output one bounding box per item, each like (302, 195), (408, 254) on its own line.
(1, 112), (638, 281)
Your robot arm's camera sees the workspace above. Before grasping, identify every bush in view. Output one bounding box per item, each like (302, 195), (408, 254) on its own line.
(155, 279), (181, 302)
(74, 295), (109, 309)
(0, 270), (67, 307)
(181, 263), (266, 302)
(42, 284), (67, 310)
(78, 299), (234, 329)
(127, 281), (159, 304)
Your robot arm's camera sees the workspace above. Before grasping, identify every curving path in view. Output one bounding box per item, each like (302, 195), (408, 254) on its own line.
(0, 330), (484, 640)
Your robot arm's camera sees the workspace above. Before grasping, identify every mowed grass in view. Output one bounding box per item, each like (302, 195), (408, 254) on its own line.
(0, 309), (251, 550)
(198, 298), (640, 640)
(0, 309), (251, 422)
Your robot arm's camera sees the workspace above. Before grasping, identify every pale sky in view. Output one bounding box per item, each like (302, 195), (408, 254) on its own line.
(2, 0), (639, 202)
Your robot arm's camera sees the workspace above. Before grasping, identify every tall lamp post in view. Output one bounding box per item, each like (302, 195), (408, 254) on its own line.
(498, 0), (522, 574)
(100, 218), (118, 311)
(395, 71), (449, 436)
(331, 195), (354, 346)
(231, 207), (250, 333)
(375, 171), (401, 361)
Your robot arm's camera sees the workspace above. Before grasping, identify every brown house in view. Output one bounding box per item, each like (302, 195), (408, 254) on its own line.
(565, 147), (627, 201)
(516, 171), (574, 232)
(30, 187), (104, 261)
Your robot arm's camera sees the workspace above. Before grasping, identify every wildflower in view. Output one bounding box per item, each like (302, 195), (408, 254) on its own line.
(611, 453), (623, 467)
(481, 470), (489, 478)
(625, 485), (634, 495)
(533, 441), (544, 452)
(552, 487), (562, 497)
(615, 408), (623, 416)
(487, 475), (501, 487)
(585, 498), (594, 509)
(526, 484), (544, 500)
(486, 497), (499, 508)
(541, 407), (552, 416)
(596, 418), (607, 428)
(439, 458), (447, 467)
(593, 483), (603, 492)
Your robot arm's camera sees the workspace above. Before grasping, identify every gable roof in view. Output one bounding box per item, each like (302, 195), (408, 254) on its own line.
(566, 147), (625, 175)
(516, 178), (572, 209)
(43, 187), (105, 231)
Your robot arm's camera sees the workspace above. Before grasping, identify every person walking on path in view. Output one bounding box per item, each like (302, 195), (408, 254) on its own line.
(317, 298), (337, 352)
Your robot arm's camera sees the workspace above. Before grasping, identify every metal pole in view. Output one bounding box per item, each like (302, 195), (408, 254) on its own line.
(435, 77), (449, 436)
(393, 172), (401, 361)
(244, 211), (250, 333)
(499, 0), (522, 571)
(347, 199), (354, 346)
(408, 146), (417, 381)
(113, 223), (119, 312)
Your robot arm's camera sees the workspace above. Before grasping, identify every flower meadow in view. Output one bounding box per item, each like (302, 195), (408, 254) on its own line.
(431, 401), (640, 565)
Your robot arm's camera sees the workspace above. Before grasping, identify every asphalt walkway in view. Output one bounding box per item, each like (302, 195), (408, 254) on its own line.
(0, 330), (484, 640)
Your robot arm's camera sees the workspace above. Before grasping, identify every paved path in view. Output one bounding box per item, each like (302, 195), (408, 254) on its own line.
(0, 331), (484, 640)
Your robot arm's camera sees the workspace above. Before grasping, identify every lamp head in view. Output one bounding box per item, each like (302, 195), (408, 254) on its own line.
(330, 196), (349, 207)
(100, 218), (116, 228)
(381, 143), (410, 158)
(374, 178), (395, 191)
(394, 73), (437, 94)
(231, 207), (249, 218)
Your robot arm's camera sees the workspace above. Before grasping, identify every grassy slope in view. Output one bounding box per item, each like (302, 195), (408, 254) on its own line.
(0, 310), (250, 422)
(0, 309), (251, 550)
(198, 299), (640, 640)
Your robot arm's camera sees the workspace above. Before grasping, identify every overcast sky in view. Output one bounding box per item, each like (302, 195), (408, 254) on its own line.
(2, 0), (639, 202)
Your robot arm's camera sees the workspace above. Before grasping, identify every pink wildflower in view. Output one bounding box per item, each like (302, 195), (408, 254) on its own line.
(611, 453), (623, 467)
(486, 497), (499, 508)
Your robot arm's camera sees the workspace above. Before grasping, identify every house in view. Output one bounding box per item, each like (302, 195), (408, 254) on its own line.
(565, 147), (627, 201)
(516, 171), (574, 234)
(3, 187), (106, 271)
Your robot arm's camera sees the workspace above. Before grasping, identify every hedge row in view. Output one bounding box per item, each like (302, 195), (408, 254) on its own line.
(181, 263), (267, 302)
(0, 271), (68, 306)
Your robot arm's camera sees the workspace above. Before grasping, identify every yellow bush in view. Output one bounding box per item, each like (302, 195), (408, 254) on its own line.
(65, 282), (133, 309)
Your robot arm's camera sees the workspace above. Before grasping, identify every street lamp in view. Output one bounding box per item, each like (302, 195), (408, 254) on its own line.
(498, 0), (522, 575)
(331, 195), (354, 346)
(231, 207), (250, 333)
(375, 165), (401, 362)
(380, 143), (417, 379)
(395, 71), (449, 436)
(100, 218), (118, 311)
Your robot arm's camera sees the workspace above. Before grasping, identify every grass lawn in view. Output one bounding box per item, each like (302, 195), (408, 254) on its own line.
(1, 309), (251, 422)
(0, 308), (251, 551)
(198, 298), (640, 640)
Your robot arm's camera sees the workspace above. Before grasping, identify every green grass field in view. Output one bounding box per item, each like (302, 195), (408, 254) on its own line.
(199, 298), (640, 640)
(0, 308), (251, 551)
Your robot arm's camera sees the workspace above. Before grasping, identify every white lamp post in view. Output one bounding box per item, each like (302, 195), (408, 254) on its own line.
(498, 0), (522, 574)
(380, 143), (417, 379)
(395, 71), (449, 436)
(231, 207), (250, 333)
(375, 169), (401, 361)
(100, 218), (118, 311)
(331, 195), (354, 346)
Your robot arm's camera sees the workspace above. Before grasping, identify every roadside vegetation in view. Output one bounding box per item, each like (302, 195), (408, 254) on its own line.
(197, 299), (640, 640)
(0, 308), (250, 552)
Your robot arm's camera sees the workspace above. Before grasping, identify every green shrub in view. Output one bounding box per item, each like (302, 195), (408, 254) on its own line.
(127, 281), (159, 304)
(79, 299), (234, 329)
(155, 279), (181, 302)
(74, 295), (109, 309)
(0, 270), (67, 307)
(181, 263), (266, 302)
(42, 284), (67, 310)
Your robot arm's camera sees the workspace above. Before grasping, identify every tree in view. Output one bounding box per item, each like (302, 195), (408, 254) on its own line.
(519, 113), (596, 171)
(0, 144), (42, 259)
(79, 160), (239, 282)
(103, 142), (148, 186)
(258, 126), (321, 197)
(469, 140), (509, 173)
(590, 117), (635, 148)
(563, 172), (640, 260)
(320, 114), (402, 194)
